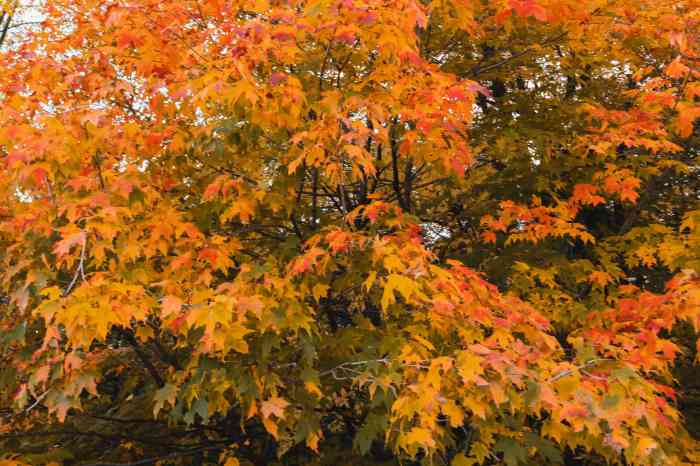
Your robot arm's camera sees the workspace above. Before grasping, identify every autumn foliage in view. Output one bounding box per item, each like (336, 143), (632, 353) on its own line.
(1, 0), (700, 464)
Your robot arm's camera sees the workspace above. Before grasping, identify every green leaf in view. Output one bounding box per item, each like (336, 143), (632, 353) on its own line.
(452, 452), (472, 466)
(192, 397), (209, 423)
(495, 437), (528, 466)
(128, 186), (145, 207)
(354, 413), (388, 455)
(1, 321), (26, 345)
(153, 383), (178, 417)
(523, 380), (540, 407)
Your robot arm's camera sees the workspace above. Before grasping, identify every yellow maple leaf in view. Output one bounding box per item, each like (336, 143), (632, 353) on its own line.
(402, 427), (436, 449)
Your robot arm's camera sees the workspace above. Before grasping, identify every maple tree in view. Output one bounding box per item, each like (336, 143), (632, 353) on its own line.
(0, 0), (700, 464)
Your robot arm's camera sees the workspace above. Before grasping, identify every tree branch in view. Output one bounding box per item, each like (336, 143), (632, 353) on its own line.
(121, 329), (165, 388)
(549, 358), (613, 382)
(63, 234), (88, 296)
(389, 120), (406, 211)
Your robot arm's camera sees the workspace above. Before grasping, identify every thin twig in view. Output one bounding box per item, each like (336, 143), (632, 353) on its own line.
(24, 390), (48, 413)
(549, 358), (613, 382)
(45, 176), (57, 208)
(672, 70), (691, 113)
(63, 235), (87, 296)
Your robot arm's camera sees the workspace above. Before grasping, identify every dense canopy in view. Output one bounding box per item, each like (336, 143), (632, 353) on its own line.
(0, 0), (699, 464)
